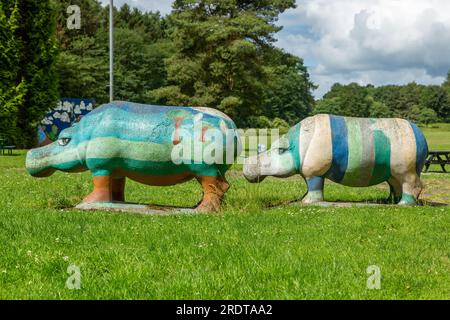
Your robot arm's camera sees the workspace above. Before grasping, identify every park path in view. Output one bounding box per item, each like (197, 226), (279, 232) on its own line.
(421, 174), (450, 205)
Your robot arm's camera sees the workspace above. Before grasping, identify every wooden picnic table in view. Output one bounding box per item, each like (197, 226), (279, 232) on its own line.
(0, 137), (16, 156)
(424, 151), (450, 173)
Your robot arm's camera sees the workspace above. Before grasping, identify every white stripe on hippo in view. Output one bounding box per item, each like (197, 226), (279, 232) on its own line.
(301, 114), (332, 177)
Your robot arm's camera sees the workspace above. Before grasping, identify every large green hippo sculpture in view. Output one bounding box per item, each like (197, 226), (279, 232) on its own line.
(244, 114), (429, 205)
(26, 101), (241, 212)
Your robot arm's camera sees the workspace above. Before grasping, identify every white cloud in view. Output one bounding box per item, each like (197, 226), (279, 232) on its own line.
(276, 0), (450, 97)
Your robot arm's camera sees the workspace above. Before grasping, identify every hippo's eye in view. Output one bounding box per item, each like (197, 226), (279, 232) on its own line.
(278, 148), (288, 155)
(58, 138), (71, 146)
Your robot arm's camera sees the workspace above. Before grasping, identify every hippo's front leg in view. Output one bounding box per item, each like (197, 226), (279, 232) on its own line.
(196, 176), (230, 212)
(83, 176), (113, 203)
(302, 176), (325, 204)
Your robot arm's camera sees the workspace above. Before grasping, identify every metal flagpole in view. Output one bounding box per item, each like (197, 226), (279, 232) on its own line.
(109, 0), (114, 102)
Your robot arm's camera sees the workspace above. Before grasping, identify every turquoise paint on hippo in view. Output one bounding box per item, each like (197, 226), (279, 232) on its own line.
(369, 129), (391, 186)
(286, 123), (301, 172)
(87, 158), (228, 177)
(399, 193), (417, 205)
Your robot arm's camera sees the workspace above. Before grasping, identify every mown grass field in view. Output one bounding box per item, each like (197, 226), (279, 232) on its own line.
(0, 125), (449, 299)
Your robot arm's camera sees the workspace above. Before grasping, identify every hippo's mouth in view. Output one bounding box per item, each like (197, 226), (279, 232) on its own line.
(29, 168), (57, 178)
(244, 175), (266, 183)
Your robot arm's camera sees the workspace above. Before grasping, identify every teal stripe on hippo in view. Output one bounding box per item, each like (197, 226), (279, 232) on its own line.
(369, 129), (391, 185)
(341, 118), (363, 185)
(357, 118), (375, 186)
(29, 157), (228, 177)
(87, 158), (227, 177)
(286, 123), (301, 172)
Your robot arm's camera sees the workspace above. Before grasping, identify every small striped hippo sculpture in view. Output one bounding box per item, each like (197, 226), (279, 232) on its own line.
(243, 114), (429, 205)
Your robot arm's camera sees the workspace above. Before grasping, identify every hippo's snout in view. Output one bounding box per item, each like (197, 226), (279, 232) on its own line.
(26, 146), (58, 178)
(25, 148), (55, 178)
(243, 155), (266, 183)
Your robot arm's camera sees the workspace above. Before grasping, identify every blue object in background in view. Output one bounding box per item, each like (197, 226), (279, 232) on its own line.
(38, 98), (95, 145)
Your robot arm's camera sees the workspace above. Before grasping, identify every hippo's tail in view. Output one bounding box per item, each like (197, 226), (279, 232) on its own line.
(409, 121), (429, 176)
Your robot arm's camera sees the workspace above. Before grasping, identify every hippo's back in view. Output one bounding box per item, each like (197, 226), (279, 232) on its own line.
(80, 101), (236, 142)
(296, 114), (428, 187)
(76, 102), (240, 177)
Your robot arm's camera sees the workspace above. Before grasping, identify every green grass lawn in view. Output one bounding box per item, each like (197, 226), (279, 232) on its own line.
(421, 123), (450, 150)
(0, 125), (449, 300)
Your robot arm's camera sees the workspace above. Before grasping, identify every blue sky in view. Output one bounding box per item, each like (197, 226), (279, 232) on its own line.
(101, 0), (450, 98)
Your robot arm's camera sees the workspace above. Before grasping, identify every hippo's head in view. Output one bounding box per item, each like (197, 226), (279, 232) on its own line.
(243, 136), (297, 183)
(26, 125), (86, 177)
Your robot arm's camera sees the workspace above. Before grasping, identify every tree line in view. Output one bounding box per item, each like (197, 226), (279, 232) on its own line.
(315, 79), (450, 125)
(1, 0), (449, 148)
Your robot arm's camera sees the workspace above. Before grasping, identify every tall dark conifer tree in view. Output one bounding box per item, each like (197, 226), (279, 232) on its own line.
(15, 0), (59, 147)
(0, 0), (26, 144)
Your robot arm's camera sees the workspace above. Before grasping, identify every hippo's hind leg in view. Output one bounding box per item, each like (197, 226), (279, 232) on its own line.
(83, 176), (113, 204)
(196, 176), (230, 212)
(302, 176), (325, 204)
(387, 177), (402, 204)
(398, 173), (423, 206)
(112, 177), (126, 202)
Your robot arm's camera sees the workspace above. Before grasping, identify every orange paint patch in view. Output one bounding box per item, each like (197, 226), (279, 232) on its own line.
(173, 117), (184, 145)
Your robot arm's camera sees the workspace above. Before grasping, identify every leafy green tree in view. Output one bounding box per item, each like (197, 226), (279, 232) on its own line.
(316, 83), (372, 117)
(149, 0), (297, 126)
(408, 105), (422, 123)
(313, 97), (342, 115)
(440, 73), (450, 121)
(262, 49), (315, 125)
(418, 108), (439, 126)
(369, 99), (391, 118)
(317, 80), (449, 124)
(420, 85), (448, 121)
(108, 27), (171, 103)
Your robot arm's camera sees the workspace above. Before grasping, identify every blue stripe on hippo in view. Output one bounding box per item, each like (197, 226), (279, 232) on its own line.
(326, 115), (349, 183)
(307, 176), (325, 191)
(409, 121), (429, 176)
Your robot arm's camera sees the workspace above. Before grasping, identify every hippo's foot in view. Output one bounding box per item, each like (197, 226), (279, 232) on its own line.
(397, 175), (422, 206)
(195, 176), (230, 212)
(398, 193), (418, 206)
(302, 191), (324, 204)
(196, 197), (221, 213)
(82, 176), (113, 204)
